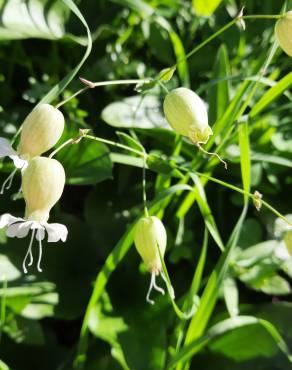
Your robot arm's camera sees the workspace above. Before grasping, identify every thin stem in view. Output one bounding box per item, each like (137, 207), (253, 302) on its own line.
(84, 134), (145, 157)
(243, 14), (283, 20)
(49, 138), (74, 158)
(142, 153), (149, 217)
(56, 79), (150, 109)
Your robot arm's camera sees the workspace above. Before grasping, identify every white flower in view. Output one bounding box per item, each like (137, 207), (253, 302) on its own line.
(0, 213), (68, 273)
(0, 137), (28, 194)
(275, 241), (291, 261)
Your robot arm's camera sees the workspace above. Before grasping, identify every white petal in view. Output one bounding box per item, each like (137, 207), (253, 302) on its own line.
(0, 137), (17, 157)
(0, 213), (24, 228)
(45, 223), (68, 242)
(6, 221), (33, 238)
(9, 155), (28, 170)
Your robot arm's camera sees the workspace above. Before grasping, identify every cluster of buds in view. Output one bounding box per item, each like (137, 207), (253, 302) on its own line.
(0, 104), (68, 273)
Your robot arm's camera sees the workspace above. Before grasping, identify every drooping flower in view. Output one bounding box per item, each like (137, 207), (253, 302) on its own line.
(275, 11), (292, 57)
(0, 156), (67, 273)
(134, 216), (168, 304)
(0, 104), (64, 193)
(163, 87), (212, 145)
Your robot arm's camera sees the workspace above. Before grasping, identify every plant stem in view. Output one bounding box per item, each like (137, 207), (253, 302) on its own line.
(49, 138), (74, 158)
(84, 134), (145, 157)
(55, 79), (150, 108)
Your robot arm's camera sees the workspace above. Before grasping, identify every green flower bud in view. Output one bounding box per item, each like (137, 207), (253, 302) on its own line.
(134, 216), (166, 274)
(275, 11), (292, 57)
(22, 157), (65, 223)
(284, 230), (292, 256)
(18, 104), (65, 159)
(163, 87), (213, 144)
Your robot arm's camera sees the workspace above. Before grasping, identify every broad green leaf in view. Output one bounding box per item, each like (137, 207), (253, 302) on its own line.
(102, 95), (169, 129)
(0, 0), (69, 40)
(0, 360), (10, 370)
(192, 0), (223, 16)
(0, 255), (21, 281)
(56, 124), (113, 185)
(250, 72), (292, 117)
(169, 316), (292, 368)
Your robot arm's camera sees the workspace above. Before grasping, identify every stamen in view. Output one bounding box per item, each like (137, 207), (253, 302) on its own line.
(152, 274), (165, 295)
(146, 273), (156, 305)
(22, 229), (35, 274)
(197, 144), (228, 170)
(0, 168), (18, 194)
(37, 237), (43, 273)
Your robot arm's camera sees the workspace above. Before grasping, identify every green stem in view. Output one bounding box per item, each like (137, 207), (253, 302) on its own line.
(56, 79), (149, 108)
(84, 134), (145, 158)
(49, 138), (74, 158)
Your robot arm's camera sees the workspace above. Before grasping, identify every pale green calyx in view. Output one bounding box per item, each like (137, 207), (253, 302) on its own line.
(284, 230), (292, 256)
(134, 216), (166, 274)
(163, 87), (213, 144)
(18, 104), (65, 158)
(22, 157), (65, 223)
(275, 11), (292, 57)
(134, 216), (167, 304)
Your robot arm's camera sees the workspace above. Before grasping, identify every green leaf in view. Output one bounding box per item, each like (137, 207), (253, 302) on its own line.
(156, 16), (189, 87)
(238, 120), (251, 198)
(0, 359), (10, 370)
(39, 0), (92, 105)
(209, 44), (230, 124)
(222, 277), (239, 317)
(192, 0), (224, 16)
(169, 316), (292, 368)
(102, 95), (169, 130)
(250, 72), (292, 117)
(0, 0), (69, 40)
(56, 126), (113, 185)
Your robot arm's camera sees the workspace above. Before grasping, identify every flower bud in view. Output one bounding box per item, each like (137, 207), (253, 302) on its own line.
(275, 11), (292, 57)
(18, 104), (65, 158)
(22, 157), (65, 222)
(163, 87), (212, 144)
(134, 216), (167, 274)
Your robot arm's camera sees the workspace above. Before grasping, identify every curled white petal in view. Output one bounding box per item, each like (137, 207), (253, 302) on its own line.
(6, 221), (33, 238)
(0, 213), (24, 228)
(44, 223), (68, 242)
(0, 137), (17, 157)
(9, 155), (28, 170)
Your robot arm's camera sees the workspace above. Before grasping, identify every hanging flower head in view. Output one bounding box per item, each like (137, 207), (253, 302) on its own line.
(275, 11), (292, 57)
(0, 157), (68, 273)
(163, 87), (212, 145)
(134, 216), (167, 304)
(0, 104), (64, 193)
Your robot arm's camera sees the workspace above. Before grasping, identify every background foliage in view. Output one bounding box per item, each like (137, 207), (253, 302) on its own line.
(0, 0), (292, 369)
